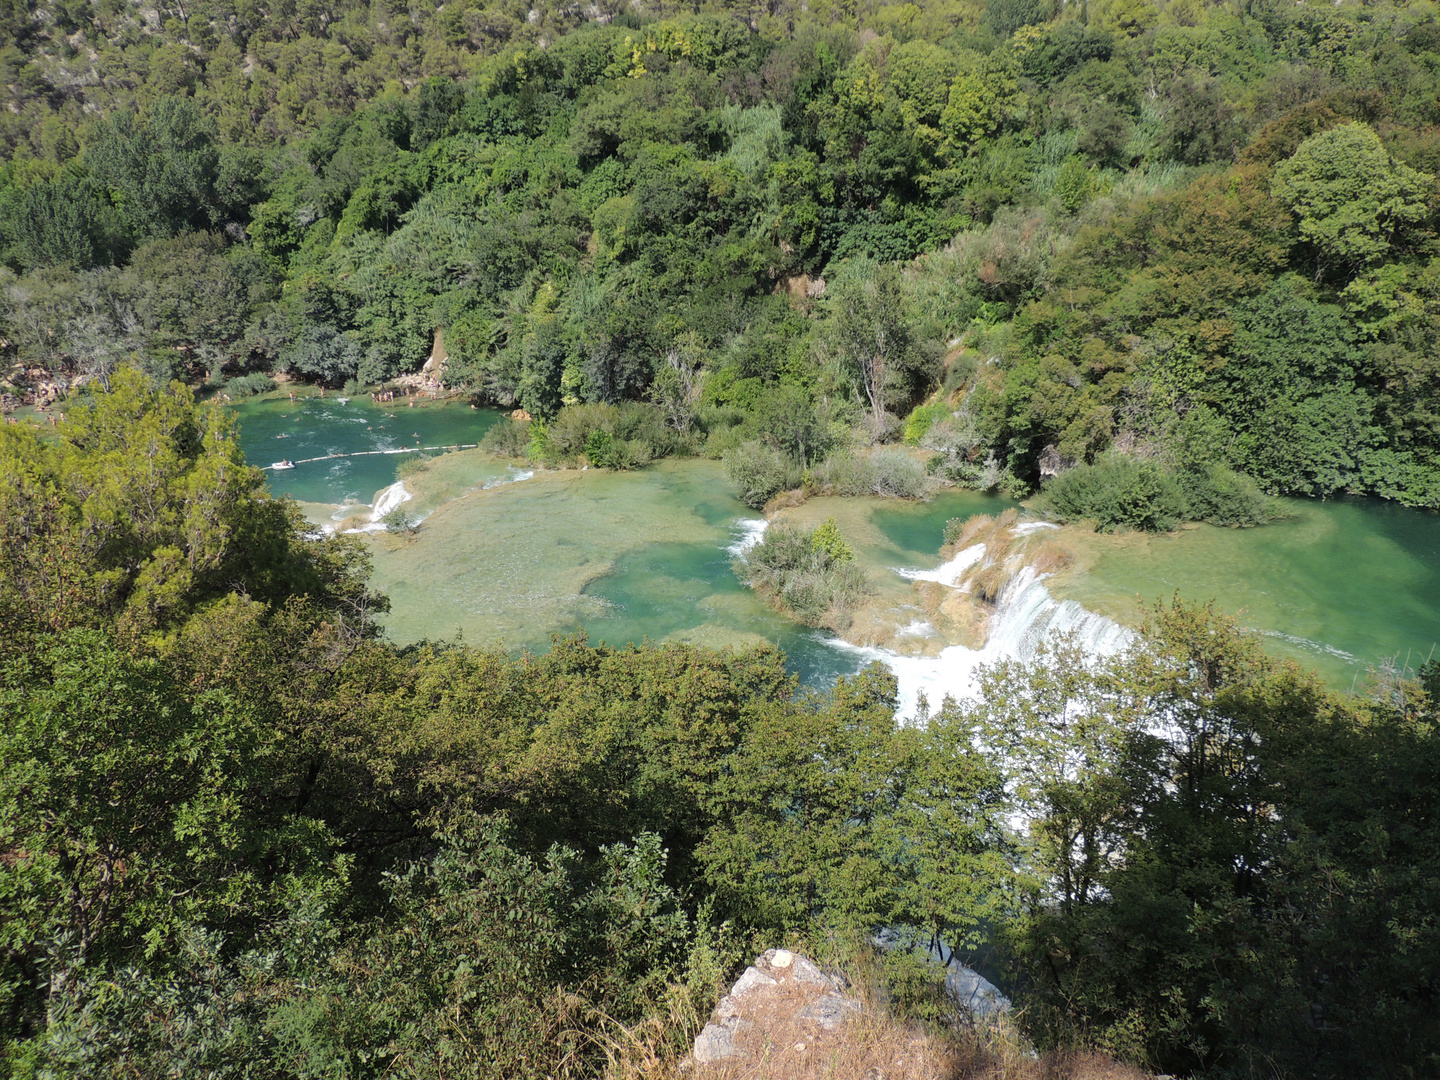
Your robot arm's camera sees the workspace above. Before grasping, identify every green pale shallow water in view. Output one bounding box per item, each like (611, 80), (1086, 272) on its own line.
(230, 395), (503, 505)
(229, 400), (1440, 690)
(1049, 497), (1440, 688)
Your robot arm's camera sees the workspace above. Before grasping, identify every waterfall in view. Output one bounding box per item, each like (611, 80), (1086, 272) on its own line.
(483, 466), (534, 490)
(726, 518), (768, 556)
(370, 481), (413, 522)
(829, 553), (1134, 721)
(894, 543), (986, 587)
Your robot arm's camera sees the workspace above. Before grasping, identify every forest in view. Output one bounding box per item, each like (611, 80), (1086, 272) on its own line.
(3, 0), (1440, 514)
(2, 0), (1440, 1076)
(1, 369), (1437, 1080)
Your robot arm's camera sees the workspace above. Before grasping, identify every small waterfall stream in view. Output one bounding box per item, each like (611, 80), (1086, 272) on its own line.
(829, 553), (1135, 721)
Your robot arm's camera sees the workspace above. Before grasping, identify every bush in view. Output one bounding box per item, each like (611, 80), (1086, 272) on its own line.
(382, 507), (421, 534)
(735, 521), (872, 629)
(1037, 456), (1189, 532)
(724, 441), (803, 509)
(548, 403), (616, 458)
(810, 517), (854, 563)
(1179, 463), (1278, 527)
(222, 373), (275, 398)
(903, 402), (952, 446)
(811, 449), (929, 499)
(525, 402), (674, 468)
(1038, 456), (1278, 532)
(480, 419), (530, 457)
(394, 455), (431, 481)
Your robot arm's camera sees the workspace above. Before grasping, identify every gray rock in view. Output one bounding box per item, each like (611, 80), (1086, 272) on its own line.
(798, 992), (860, 1031)
(693, 1021), (743, 1063)
(791, 955), (834, 988)
(945, 964), (1011, 1018)
(731, 965), (777, 996)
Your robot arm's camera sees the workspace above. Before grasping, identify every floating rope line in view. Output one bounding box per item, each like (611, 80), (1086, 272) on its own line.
(263, 443), (479, 469)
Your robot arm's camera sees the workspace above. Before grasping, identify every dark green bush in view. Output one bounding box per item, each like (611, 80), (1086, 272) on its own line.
(1037, 456), (1189, 532)
(724, 440), (802, 509)
(812, 449), (929, 498)
(223, 373), (276, 398)
(1179, 462), (1278, 527)
(480, 419), (530, 457)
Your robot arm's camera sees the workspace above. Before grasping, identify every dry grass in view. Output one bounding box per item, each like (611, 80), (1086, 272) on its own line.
(682, 953), (1150, 1080)
(690, 977), (956, 1080)
(1028, 541), (1074, 576)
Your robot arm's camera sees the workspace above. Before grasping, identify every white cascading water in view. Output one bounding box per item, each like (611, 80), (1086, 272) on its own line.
(727, 518), (768, 556)
(894, 543), (987, 587)
(830, 550), (1135, 721)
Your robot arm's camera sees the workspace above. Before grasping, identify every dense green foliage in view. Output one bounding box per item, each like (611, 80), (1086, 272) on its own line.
(732, 518), (873, 628)
(1036, 454), (1276, 532)
(1, 378), (1437, 1078)
(966, 616), (1440, 1077)
(8, 0), (1440, 514)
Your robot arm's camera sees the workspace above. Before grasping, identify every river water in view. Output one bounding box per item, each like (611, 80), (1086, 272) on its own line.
(230, 396), (1440, 709)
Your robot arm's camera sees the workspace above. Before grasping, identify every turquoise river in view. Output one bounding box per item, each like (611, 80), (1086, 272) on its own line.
(231, 395), (1440, 705)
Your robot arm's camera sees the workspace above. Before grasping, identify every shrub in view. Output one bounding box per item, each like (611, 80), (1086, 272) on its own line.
(1179, 463), (1278, 527)
(1037, 456), (1188, 532)
(382, 507), (421, 534)
(811, 449), (929, 499)
(903, 402), (951, 446)
(480, 419), (530, 457)
(613, 401), (677, 458)
(604, 437), (651, 470)
(223, 373), (275, 398)
(548, 403), (617, 458)
(584, 428), (614, 464)
(735, 521), (872, 629)
(394, 455), (431, 481)
(811, 517), (854, 563)
(724, 440), (802, 509)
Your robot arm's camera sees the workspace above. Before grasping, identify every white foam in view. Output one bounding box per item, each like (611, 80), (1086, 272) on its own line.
(1013, 521), (1060, 535)
(830, 567), (1134, 721)
(483, 467), (534, 490)
(726, 518), (768, 556)
(370, 481), (412, 521)
(895, 543), (985, 586)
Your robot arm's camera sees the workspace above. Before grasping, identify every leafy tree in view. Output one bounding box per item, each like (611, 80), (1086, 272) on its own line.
(1272, 123), (1434, 274)
(0, 632), (340, 1048)
(86, 97), (225, 241)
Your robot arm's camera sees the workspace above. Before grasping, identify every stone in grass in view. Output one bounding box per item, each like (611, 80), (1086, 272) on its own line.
(730, 965), (777, 996)
(798, 992), (861, 1031)
(760, 947), (835, 989)
(693, 1019), (749, 1063)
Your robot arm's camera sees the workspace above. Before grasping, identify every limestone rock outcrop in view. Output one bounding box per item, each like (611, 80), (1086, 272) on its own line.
(691, 948), (858, 1064)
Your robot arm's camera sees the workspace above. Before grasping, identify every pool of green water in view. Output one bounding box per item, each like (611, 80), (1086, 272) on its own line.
(230, 395), (503, 505)
(230, 400), (1440, 691)
(1049, 497), (1440, 688)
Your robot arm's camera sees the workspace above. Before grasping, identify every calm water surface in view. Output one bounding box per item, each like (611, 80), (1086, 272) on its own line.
(232, 399), (1440, 691)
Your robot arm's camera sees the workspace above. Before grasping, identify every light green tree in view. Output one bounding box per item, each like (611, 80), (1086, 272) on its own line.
(1271, 123), (1434, 272)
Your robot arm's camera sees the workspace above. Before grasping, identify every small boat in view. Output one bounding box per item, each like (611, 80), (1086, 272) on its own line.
(271, 459), (296, 470)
